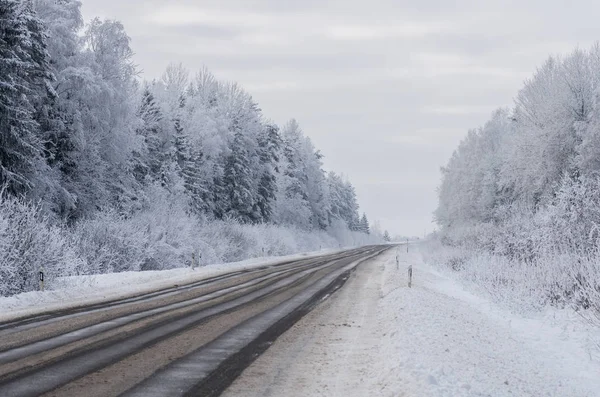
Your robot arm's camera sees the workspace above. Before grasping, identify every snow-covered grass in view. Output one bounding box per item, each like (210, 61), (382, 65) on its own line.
(420, 239), (600, 355)
(379, 247), (600, 396)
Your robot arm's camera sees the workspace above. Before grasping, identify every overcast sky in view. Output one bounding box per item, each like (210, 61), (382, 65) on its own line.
(81, 0), (598, 236)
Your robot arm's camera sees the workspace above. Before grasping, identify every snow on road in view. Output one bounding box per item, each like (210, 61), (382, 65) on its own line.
(224, 246), (600, 397)
(0, 248), (341, 323)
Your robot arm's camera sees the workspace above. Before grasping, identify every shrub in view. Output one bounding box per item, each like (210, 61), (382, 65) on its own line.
(0, 194), (83, 296)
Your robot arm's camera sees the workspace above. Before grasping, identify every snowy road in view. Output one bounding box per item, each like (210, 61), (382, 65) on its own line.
(223, 247), (600, 397)
(0, 246), (388, 397)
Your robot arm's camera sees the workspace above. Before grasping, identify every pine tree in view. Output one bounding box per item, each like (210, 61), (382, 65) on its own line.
(136, 87), (167, 185)
(306, 149), (329, 230)
(223, 131), (255, 223)
(0, 0), (53, 194)
(359, 213), (370, 234)
(383, 230), (391, 242)
(342, 180), (361, 231)
(183, 148), (208, 214)
(281, 120), (309, 202)
(171, 97), (208, 214)
(326, 171), (360, 230)
(255, 124), (281, 222)
(256, 173), (276, 222)
(32, 0), (88, 218)
(211, 162), (226, 219)
(172, 94), (189, 175)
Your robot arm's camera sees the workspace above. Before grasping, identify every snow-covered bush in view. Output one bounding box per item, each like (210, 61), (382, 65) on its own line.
(71, 189), (204, 274)
(330, 219), (385, 247)
(65, 197), (383, 283)
(194, 219), (380, 265)
(0, 194), (83, 296)
(422, 237), (600, 323)
(570, 253), (600, 326)
(542, 174), (600, 255)
(129, 189), (201, 270)
(72, 210), (148, 274)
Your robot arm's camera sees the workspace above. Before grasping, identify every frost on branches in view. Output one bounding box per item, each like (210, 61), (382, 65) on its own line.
(434, 44), (600, 325)
(0, 1), (380, 297)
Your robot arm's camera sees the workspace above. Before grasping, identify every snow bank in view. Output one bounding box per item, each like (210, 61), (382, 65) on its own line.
(377, 246), (600, 396)
(421, 238), (600, 330)
(0, 248), (341, 323)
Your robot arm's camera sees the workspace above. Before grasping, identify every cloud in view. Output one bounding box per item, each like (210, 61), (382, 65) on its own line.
(422, 105), (498, 115)
(243, 81), (300, 92)
(144, 6), (271, 28)
(327, 21), (452, 40)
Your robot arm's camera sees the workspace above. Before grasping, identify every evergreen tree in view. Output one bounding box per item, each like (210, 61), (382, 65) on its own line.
(281, 120), (309, 202)
(0, 0), (53, 194)
(327, 171), (360, 230)
(183, 148), (208, 215)
(33, 0), (87, 218)
(359, 213), (370, 234)
(306, 149), (329, 229)
(255, 124), (281, 222)
(223, 131), (255, 223)
(383, 230), (391, 242)
(211, 162), (227, 219)
(136, 86), (167, 185)
(171, 96), (208, 214)
(172, 94), (189, 176)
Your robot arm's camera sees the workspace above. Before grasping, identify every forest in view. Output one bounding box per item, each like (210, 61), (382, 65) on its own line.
(434, 43), (600, 322)
(0, 0), (382, 297)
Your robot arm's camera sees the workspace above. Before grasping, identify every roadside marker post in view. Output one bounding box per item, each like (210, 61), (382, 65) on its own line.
(191, 252), (197, 270)
(39, 268), (44, 292)
(408, 265), (413, 288)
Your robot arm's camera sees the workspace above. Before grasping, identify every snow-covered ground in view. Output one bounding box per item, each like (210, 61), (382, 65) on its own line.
(0, 248), (341, 323)
(224, 246), (600, 397)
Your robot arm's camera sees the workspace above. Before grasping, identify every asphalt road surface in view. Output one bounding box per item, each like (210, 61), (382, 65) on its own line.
(0, 245), (389, 397)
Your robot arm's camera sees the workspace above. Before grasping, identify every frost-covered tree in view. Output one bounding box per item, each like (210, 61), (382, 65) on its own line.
(383, 230), (391, 242)
(359, 213), (370, 234)
(133, 87), (163, 184)
(255, 124), (281, 222)
(80, 17), (140, 216)
(436, 42), (600, 256)
(327, 172), (360, 230)
(0, 0), (53, 195)
(275, 119), (331, 229)
(224, 131), (255, 223)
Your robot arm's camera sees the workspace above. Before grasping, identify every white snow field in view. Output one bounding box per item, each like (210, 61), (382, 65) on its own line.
(223, 246), (600, 397)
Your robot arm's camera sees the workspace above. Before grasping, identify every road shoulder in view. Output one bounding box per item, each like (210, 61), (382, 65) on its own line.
(222, 249), (418, 397)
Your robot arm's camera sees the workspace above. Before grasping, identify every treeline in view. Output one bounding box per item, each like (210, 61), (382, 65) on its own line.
(435, 43), (600, 316)
(0, 0), (380, 296)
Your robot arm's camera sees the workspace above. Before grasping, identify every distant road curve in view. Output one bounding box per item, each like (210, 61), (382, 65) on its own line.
(0, 245), (390, 397)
